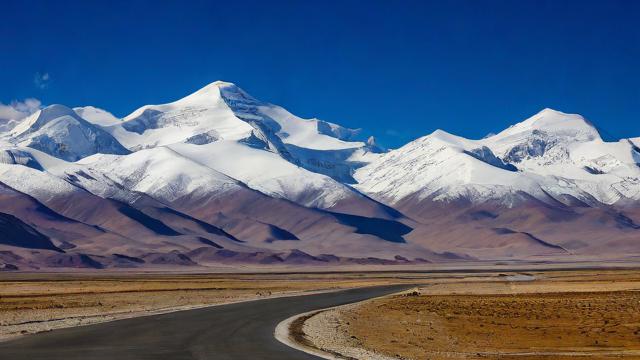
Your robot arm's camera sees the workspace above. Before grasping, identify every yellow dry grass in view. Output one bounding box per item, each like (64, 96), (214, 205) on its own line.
(337, 270), (640, 359)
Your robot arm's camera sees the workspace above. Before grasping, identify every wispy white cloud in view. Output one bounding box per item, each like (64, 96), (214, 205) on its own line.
(0, 98), (42, 132)
(34, 72), (51, 89)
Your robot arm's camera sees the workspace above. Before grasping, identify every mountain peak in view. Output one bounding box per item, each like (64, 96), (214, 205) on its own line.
(425, 129), (474, 147)
(524, 108), (595, 131)
(536, 107), (566, 116)
(33, 104), (79, 126)
(7, 103), (129, 161)
(10, 104), (78, 136)
(40, 104), (77, 117)
(74, 106), (121, 127)
(210, 80), (237, 88)
(190, 80), (240, 95)
(173, 80), (249, 107)
(492, 108), (601, 143)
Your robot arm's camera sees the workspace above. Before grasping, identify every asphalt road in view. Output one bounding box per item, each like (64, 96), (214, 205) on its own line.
(0, 284), (411, 360)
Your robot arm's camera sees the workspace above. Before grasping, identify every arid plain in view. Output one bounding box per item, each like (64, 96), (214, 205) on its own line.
(293, 269), (640, 359)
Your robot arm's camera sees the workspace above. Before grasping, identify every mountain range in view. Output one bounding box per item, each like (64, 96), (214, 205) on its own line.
(1, 81), (639, 270)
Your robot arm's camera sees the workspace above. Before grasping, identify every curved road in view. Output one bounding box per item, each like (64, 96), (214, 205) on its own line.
(0, 284), (411, 359)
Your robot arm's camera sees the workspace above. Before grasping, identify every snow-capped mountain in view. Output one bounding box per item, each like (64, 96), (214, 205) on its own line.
(1, 82), (639, 270)
(74, 106), (121, 127)
(356, 108), (640, 207)
(4, 104), (129, 161)
(354, 108), (640, 261)
(98, 81), (382, 208)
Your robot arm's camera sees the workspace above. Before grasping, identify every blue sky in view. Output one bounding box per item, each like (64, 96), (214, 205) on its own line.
(1, 0), (639, 147)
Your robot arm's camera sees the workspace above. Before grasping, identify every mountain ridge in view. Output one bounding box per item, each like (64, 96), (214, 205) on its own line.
(1, 81), (639, 270)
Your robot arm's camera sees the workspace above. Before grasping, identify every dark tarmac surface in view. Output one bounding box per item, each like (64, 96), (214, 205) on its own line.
(0, 284), (411, 359)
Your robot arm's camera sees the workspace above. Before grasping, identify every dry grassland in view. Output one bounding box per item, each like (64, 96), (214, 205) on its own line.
(305, 269), (640, 359)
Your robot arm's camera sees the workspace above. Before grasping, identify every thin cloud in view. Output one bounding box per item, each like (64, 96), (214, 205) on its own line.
(34, 72), (51, 89)
(0, 98), (42, 132)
